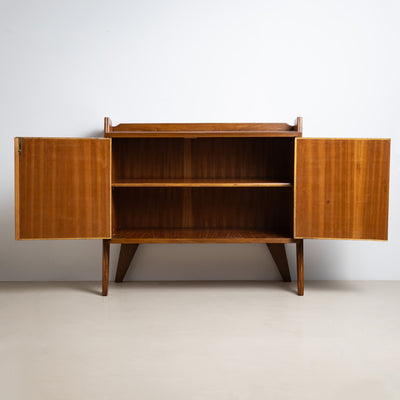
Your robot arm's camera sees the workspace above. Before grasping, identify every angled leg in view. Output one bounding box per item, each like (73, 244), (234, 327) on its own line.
(296, 240), (304, 296)
(102, 239), (110, 296)
(266, 243), (291, 282)
(115, 244), (139, 283)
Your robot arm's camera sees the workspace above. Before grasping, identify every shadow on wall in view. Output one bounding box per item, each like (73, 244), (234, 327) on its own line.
(301, 240), (349, 280)
(82, 130), (104, 138)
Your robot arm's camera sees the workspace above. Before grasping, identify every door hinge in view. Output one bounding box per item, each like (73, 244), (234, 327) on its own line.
(18, 138), (22, 155)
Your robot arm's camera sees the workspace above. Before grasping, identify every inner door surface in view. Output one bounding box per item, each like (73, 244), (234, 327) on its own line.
(295, 138), (390, 240)
(15, 138), (111, 239)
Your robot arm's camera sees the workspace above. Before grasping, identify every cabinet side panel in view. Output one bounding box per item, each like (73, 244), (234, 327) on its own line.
(17, 138), (111, 239)
(15, 138), (21, 239)
(295, 139), (390, 240)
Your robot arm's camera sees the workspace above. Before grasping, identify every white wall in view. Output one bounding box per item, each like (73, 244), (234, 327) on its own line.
(1, 0), (399, 281)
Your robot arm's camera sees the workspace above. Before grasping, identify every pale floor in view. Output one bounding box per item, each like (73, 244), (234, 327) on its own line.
(0, 281), (399, 400)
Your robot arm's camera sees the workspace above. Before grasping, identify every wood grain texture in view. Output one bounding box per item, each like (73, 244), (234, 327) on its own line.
(296, 117), (303, 135)
(190, 138), (294, 182)
(112, 178), (292, 187)
(266, 244), (291, 282)
(112, 187), (183, 232)
(16, 138), (111, 239)
(112, 137), (294, 183)
(182, 140), (193, 228)
(111, 229), (297, 243)
(115, 244), (139, 282)
(296, 240), (304, 296)
(104, 117), (111, 135)
(105, 119), (302, 138)
(107, 131), (301, 138)
(190, 188), (292, 232)
(112, 187), (293, 234)
(102, 239), (110, 296)
(295, 139), (390, 240)
(112, 138), (184, 181)
(110, 122), (296, 132)
(14, 138), (20, 239)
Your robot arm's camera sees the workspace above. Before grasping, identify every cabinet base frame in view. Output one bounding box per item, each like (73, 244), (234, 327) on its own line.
(101, 240), (305, 296)
(266, 243), (291, 282)
(115, 244), (139, 283)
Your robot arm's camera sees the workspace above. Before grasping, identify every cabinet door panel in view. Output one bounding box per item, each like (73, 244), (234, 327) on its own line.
(295, 138), (390, 240)
(15, 138), (111, 239)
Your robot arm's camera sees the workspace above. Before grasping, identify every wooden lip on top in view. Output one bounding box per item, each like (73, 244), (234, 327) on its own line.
(103, 118), (303, 138)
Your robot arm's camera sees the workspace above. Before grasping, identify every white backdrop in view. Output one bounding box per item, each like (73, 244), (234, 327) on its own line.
(1, 0), (399, 281)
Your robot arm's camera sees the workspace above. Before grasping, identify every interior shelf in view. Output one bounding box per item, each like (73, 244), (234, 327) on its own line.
(112, 178), (293, 187)
(112, 187), (293, 240)
(111, 229), (297, 243)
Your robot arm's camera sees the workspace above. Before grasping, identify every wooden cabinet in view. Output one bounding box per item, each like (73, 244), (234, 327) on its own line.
(14, 117), (390, 296)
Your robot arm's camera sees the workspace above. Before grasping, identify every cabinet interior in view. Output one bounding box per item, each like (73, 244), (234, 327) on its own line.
(111, 137), (295, 242)
(112, 137), (294, 182)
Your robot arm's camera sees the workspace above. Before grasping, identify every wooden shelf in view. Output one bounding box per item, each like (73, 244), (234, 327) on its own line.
(112, 178), (293, 188)
(111, 229), (296, 243)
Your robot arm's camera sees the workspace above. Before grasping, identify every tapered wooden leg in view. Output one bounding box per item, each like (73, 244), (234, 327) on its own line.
(266, 243), (291, 282)
(296, 240), (304, 296)
(102, 239), (110, 296)
(115, 244), (139, 283)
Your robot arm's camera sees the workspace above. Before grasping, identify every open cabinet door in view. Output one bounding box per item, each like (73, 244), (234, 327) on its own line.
(294, 138), (390, 240)
(15, 138), (111, 239)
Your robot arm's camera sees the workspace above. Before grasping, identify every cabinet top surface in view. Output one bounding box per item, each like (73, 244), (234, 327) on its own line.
(104, 119), (303, 138)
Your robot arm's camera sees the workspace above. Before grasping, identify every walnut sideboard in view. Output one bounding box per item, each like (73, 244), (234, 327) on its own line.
(14, 117), (390, 296)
